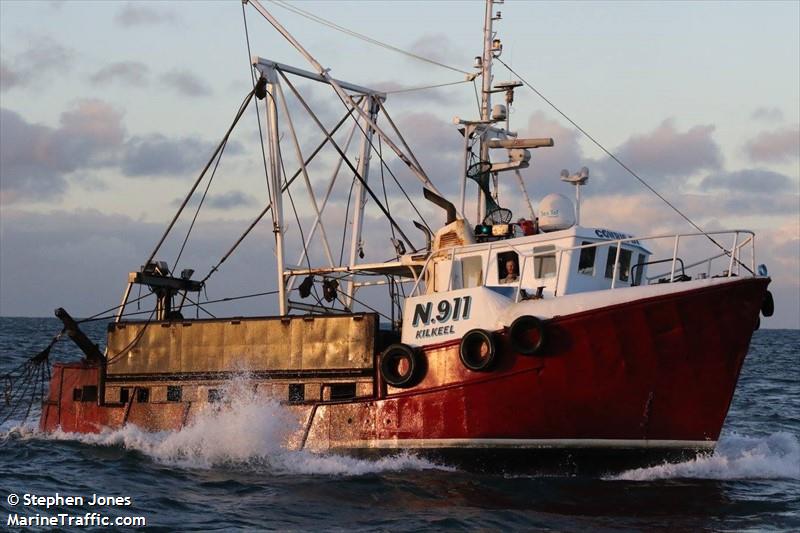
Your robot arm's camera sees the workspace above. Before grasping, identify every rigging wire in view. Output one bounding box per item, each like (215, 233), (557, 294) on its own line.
(269, 0), (471, 76)
(297, 72), (431, 239)
(103, 308), (158, 367)
(339, 175), (357, 266)
(495, 57), (752, 273)
(472, 78), (481, 115)
(80, 290), (281, 324)
(182, 294), (217, 319)
(333, 290), (392, 323)
(383, 79), (471, 94)
(76, 291), (154, 324)
(200, 105), (360, 284)
(173, 131), (230, 272)
(276, 125), (324, 304)
(371, 103), (433, 234)
(144, 88), (255, 267)
(278, 71), (416, 251)
(242, 1), (274, 205)
(378, 136), (398, 258)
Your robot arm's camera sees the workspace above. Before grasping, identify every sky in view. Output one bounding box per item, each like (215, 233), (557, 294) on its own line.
(1, 0), (798, 328)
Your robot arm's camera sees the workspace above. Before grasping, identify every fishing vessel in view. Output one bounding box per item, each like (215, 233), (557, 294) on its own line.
(20, 0), (775, 471)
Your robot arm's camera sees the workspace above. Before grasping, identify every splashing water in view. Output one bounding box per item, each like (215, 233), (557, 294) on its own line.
(23, 376), (448, 476)
(612, 432), (800, 481)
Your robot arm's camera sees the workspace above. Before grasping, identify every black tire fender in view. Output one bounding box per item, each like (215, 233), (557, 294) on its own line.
(459, 329), (497, 371)
(380, 343), (424, 388)
(761, 290), (774, 317)
(508, 315), (547, 355)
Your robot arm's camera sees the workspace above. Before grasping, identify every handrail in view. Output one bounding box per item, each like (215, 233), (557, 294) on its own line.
(646, 232), (754, 281)
(409, 229), (757, 297)
(632, 258), (686, 285)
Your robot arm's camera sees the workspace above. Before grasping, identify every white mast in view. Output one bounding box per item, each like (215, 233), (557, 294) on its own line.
(262, 68), (288, 315)
(478, 0), (500, 219)
(346, 97), (379, 306)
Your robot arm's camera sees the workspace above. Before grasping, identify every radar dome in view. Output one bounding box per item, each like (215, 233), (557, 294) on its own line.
(538, 193), (576, 232)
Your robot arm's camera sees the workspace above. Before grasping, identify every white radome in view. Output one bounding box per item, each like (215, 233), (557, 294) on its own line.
(538, 193), (576, 232)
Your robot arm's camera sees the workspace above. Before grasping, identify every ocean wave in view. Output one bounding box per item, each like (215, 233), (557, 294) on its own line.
(612, 432), (800, 481)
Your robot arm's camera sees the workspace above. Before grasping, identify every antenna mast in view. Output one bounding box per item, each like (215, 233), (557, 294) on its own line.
(478, 0), (501, 218)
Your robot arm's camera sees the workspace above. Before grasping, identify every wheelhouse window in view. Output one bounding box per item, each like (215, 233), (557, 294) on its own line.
(533, 246), (556, 279)
(618, 249), (632, 282)
(461, 256), (483, 288)
(577, 242), (596, 276)
(633, 253), (647, 285)
(604, 247), (633, 282)
(497, 251), (519, 284)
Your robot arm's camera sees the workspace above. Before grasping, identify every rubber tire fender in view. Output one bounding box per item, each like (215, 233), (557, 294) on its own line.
(380, 343), (424, 388)
(508, 315), (547, 355)
(459, 329), (497, 371)
(761, 290), (775, 317)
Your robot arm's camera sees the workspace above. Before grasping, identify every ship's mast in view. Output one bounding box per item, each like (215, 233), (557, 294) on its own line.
(478, 0), (496, 219)
(477, 0), (503, 220)
(262, 68), (288, 316)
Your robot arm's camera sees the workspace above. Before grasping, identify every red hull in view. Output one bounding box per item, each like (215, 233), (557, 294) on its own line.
(40, 278), (768, 458)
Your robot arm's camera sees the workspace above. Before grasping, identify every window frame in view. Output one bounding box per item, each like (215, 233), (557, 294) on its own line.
(533, 245), (557, 279)
(604, 246), (634, 282)
(497, 251), (520, 285)
(577, 241), (597, 276)
(461, 255), (484, 288)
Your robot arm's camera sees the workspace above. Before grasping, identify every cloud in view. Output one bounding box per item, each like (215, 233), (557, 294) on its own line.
(0, 101), (125, 203)
(160, 70), (212, 97)
(0, 61), (20, 90)
(699, 168), (795, 193)
(751, 107), (784, 123)
(0, 38), (74, 92)
(170, 190), (258, 210)
(0, 97), (248, 204)
(90, 61), (150, 87)
(205, 190), (258, 209)
(720, 192), (799, 216)
(593, 119), (722, 193)
(521, 110), (584, 185)
(0, 208), (279, 317)
(114, 3), (176, 27)
(744, 126), (800, 163)
(387, 111), (464, 199)
(121, 135), (217, 178)
(407, 33), (468, 70)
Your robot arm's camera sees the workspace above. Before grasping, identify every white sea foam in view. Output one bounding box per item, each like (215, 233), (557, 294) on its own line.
(0, 422), (39, 441)
(35, 378), (448, 475)
(612, 432), (800, 481)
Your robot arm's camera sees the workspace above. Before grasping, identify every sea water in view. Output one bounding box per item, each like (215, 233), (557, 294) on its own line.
(1, 317), (797, 531)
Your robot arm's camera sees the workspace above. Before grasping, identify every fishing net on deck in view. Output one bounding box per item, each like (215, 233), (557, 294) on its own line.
(0, 333), (59, 428)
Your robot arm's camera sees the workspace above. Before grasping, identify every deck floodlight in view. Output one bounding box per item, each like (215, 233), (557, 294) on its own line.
(299, 275), (314, 298)
(255, 76), (267, 100)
